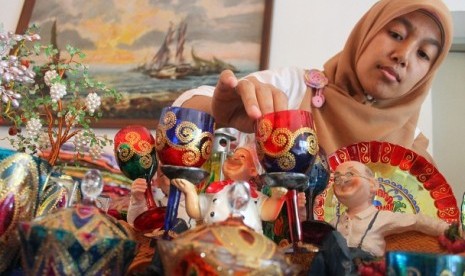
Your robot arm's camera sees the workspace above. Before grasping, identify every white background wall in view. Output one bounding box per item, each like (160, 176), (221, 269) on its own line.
(1, 0), (465, 201)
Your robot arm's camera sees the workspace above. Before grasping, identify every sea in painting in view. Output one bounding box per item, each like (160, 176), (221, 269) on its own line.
(91, 67), (252, 121)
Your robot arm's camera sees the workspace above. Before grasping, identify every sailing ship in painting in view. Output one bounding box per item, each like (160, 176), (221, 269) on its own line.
(138, 21), (238, 79)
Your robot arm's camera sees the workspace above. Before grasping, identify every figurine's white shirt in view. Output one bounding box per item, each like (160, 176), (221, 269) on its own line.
(330, 205), (448, 257)
(199, 186), (267, 233)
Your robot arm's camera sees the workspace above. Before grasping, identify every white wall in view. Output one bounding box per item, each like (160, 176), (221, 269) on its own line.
(432, 52), (465, 203)
(0, 0), (24, 31)
(1, 1), (464, 201)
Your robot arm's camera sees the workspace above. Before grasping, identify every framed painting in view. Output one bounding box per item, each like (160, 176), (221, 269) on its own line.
(16, 0), (273, 128)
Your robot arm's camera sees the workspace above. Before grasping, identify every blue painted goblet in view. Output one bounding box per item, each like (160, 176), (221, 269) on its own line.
(301, 147), (335, 246)
(155, 106), (214, 238)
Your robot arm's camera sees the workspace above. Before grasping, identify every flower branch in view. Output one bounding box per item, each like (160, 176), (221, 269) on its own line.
(1, 25), (122, 166)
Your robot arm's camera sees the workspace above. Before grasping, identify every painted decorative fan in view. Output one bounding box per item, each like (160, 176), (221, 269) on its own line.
(314, 141), (459, 224)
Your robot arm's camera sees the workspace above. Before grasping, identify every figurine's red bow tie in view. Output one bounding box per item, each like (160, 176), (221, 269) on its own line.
(206, 179), (259, 198)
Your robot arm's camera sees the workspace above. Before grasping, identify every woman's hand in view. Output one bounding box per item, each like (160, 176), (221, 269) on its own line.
(212, 70), (288, 133)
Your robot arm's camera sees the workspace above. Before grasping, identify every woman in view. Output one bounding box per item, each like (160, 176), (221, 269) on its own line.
(173, 0), (453, 162)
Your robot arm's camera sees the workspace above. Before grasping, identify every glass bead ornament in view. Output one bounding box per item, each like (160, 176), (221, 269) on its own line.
(81, 169), (103, 203)
(1, 27), (120, 167)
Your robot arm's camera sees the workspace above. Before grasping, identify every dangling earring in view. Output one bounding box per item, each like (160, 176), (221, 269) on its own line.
(363, 93), (376, 105)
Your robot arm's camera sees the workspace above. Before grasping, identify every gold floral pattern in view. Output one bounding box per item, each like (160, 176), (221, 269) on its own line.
(117, 145), (134, 162)
(116, 131), (154, 168)
(256, 125), (318, 171)
(176, 121), (201, 144)
(156, 110), (214, 167)
(277, 152), (296, 171)
(181, 148), (201, 167)
(256, 118), (273, 142)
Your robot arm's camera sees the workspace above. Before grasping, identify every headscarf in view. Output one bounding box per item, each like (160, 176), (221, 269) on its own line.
(312, 0), (453, 160)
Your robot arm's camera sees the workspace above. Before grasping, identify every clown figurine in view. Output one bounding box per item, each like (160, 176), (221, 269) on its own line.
(171, 145), (288, 233)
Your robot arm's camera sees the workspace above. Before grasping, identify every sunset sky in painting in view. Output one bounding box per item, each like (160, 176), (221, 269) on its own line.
(28, 0), (265, 70)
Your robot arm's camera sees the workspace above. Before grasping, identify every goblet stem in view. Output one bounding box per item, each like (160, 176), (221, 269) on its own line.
(144, 179), (157, 210)
(285, 189), (302, 252)
(305, 187), (315, 221)
(162, 183), (182, 239)
(159, 165), (210, 239)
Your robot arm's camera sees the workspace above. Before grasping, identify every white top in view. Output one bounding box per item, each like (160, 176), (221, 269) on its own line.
(330, 205), (449, 257)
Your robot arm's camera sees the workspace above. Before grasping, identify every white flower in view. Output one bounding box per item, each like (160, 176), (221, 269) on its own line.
(0, 53), (35, 109)
(1, 87), (22, 108)
(85, 92), (101, 115)
(89, 144), (103, 160)
(73, 131), (90, 152)
(50, 82), (67, 102)
(37, 131), (51, 149)
(44, 70), (59, 86)
(25, 118), (42, 139)
(65, 111), (77, 127)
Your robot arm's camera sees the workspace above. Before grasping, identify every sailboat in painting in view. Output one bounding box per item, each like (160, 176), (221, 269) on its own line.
(140, 21), (237, 79)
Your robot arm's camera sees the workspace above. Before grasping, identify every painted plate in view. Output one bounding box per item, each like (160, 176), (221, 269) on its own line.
(314, 141), (459, 224)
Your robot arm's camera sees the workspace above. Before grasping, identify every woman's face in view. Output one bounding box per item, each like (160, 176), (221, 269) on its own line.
(356, 10), (442, 100)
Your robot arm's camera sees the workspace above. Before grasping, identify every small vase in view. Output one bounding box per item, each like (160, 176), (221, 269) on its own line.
(0, 152), (41, 273)
(35, 166), (81, 216)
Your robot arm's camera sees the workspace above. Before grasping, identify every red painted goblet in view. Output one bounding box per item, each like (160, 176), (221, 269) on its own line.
(256, 109), (318, 252)
(155, 106), (214, 238)
(114, 125), (165, 232)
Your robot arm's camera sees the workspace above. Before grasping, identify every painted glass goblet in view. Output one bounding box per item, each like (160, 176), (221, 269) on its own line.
(301, 147), (334, 246)
(114, 125), (165, 232)
(256, 109), (318, 252)
(155, 106), (214, 238)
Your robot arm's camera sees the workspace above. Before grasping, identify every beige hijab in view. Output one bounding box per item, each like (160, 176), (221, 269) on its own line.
(312, 0), (453, 160)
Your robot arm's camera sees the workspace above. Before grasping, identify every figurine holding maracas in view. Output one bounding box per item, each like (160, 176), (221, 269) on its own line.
(114, 125), (165, 232)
